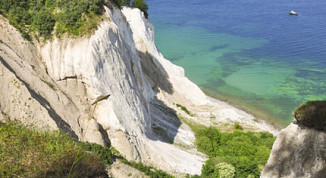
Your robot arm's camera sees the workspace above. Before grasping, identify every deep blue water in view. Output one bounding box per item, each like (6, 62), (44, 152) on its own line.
(147, 0), (326, 127)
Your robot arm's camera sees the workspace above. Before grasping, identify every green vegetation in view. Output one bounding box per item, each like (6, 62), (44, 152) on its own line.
(41, 78), (56, 90)
(234, 122), (243, 130)
(0, 121), (107, 177)
(176, 104), (192, 115)
(0, 0), (149, 40)
(184, 120), (275, 178)
(120, 159), (174, 178)
(294, 100), (326, 130)
(79, 142), (113, 165)
(202, 162), (236, 178)
(0, 0), (104, 40)
(0, 120), (172, 177)
(54, 0), (104, 36)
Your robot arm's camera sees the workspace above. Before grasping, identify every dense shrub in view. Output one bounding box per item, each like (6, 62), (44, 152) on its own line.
(294, 100), (326, 130)
(32, 8), (55, 38)
(55, 0), (104, 35)
(0, 0), (151, 39)
(78, 142), (113, 165)
(192, 125), (275, 178)
(195, 127), (221, 156)
(0, 0), (105, 40)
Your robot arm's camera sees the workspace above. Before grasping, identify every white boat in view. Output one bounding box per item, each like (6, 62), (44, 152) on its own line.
(289, 10), (298, 15)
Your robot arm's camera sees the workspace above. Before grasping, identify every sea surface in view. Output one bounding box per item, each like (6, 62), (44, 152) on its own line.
(147, 0), (326, 127)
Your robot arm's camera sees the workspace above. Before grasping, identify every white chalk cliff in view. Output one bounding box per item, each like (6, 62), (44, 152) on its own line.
(261, 123), (326, 178)
(0, 5), (276, 175)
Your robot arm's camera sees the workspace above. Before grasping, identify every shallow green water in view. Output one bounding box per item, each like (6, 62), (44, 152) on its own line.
(153, 23), (326, 127)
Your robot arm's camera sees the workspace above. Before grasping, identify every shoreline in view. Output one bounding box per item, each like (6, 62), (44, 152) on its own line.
(202, 89), (287, 129)
(205, 94), (280, 135)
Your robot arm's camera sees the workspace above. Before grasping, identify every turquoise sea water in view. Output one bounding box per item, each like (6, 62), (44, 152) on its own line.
(147, 0), (326, 127)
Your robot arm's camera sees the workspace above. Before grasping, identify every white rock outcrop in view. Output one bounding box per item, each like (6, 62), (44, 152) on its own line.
(0, 6), (277, 175)
(261, 123), (326, 178)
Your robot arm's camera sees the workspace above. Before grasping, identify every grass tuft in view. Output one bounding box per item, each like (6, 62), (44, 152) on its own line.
(176, 104), (192, 116)
(234, 122), (243, 130)
(41, 79), (56, 91)
(120, 159), (174, 178)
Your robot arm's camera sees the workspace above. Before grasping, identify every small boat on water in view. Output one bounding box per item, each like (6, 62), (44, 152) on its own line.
(289, 10), (298, 15)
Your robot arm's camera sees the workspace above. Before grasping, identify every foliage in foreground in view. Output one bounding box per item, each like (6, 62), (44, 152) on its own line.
(294, 100), (326, 130)
(0, 120), (172, 177)
(188, 122), (275, 178)
(0, 121), (107, 177)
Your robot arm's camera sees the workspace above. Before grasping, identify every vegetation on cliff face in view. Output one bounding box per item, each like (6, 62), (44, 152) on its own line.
(185, 121), (275, 178)
(294, 100), (326, 130)
(120, 159), (174, 178)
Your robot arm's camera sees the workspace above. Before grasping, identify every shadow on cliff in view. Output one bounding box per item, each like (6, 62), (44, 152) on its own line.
(262, 132), (298, 177)
(136, 50), (183, 143)
(137, 50), (173, 94)
(147, 97), (181, 144)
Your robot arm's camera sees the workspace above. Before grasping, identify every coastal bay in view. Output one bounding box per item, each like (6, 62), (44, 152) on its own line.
(147, 0), (326, 127)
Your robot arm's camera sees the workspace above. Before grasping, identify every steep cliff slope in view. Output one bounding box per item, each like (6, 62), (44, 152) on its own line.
(262, 123), (326, 177)
(0, 5), (276, 175)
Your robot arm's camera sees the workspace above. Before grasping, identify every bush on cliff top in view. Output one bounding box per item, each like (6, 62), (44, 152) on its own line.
(0, 0), (105, 39)
(0, 0), (149, 40)
(294, 100), (326, 130)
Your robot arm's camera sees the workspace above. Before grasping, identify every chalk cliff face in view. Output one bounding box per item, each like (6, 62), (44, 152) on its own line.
(261, 123), (326, 178)
(0, 5), (276, 175)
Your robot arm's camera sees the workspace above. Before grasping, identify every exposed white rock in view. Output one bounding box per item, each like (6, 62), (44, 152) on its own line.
(261, 123), (326, 178)
(0, 15), (107, 145)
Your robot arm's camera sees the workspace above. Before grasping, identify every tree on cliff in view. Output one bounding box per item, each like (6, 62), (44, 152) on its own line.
(132, 0), (148, 18)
